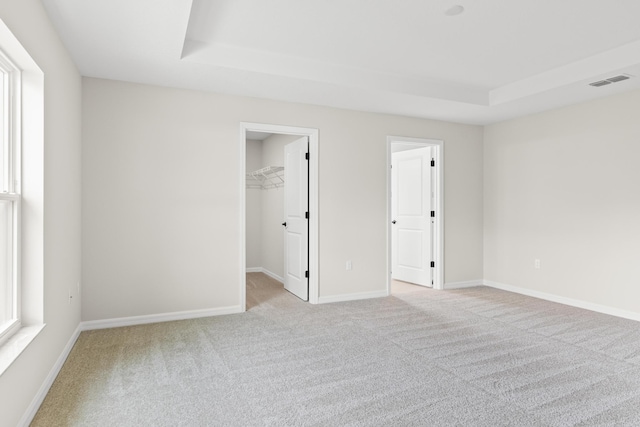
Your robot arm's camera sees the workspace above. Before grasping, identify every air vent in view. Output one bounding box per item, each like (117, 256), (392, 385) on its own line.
(589, 74), (632, 87)
(606, 75), (630, 83)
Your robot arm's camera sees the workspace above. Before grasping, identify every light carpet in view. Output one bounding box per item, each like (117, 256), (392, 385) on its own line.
(31, 273), (640, 426)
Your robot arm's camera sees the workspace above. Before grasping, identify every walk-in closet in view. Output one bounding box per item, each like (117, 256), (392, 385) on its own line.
(245, 132), (300, 285)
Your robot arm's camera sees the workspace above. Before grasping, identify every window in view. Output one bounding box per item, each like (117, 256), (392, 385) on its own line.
(0, 48), (20, 346)
(0, 18), (44, 373)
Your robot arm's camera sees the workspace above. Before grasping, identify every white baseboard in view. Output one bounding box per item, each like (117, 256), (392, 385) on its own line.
(246, 267), (284, 283)
(444, 280), (483, 290)
(318, 290), (388, 304)
(483, 280), (640, 322)
(262, 269), (284, 284)
(80, 305), (243, 331)
(19, 324), (82, 427)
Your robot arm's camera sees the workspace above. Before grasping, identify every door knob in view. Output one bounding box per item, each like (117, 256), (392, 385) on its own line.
(392, 220), (396, 224)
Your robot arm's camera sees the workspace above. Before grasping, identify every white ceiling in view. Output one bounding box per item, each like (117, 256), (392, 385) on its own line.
(42, 0), (640, 125)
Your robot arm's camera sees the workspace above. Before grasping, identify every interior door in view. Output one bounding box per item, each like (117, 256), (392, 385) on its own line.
(283, 136), (309, 300)
(391, 147), (432, 286)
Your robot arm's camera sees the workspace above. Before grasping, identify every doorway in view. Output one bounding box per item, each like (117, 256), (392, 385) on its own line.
(240, 123), (319, 311)
(387, 136), (443, 293)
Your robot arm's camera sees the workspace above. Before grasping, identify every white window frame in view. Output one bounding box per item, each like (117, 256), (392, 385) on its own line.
(0, 48), (21, 347)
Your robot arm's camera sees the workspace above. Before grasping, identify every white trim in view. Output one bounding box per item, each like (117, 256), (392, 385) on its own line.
(240, 122), (319, 308)
(261, 268), (284, 284)
(239, 124), (247, 312)
(444, 280), (483, 290)
(18, 324), (80, 427)
(0, 44), (22, 347)
(318, 290), (388, 305)
(0, 324), (44, 376)
(245, 267), (284, 283)
(386, 136), (444, 294)
(80, 306), (242, 331)
(483, 280), (640, 322)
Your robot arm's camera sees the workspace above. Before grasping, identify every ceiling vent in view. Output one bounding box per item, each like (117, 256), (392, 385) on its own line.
(606, 75), (630, 83)
(589, 74), (632, 87)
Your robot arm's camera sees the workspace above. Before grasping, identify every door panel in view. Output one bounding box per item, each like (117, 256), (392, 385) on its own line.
(397, 229), (423, 268)
(284, 137), (309, 300)
(398, 157), (423, 215)
(286, 233), (302, 278)
(392, 147), (432, 286)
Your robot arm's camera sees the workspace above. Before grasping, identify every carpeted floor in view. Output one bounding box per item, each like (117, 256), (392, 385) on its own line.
(31, 273), (640, 426)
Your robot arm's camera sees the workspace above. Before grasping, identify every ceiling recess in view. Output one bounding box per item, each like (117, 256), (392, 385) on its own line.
(589, 74), (632, 87)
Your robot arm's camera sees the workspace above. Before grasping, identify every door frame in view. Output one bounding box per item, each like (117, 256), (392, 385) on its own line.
(239, 122), (319, 310)
(387, 136), (443, 291)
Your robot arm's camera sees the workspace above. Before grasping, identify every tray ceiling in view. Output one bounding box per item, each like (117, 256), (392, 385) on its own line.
(42, 0), (640, 124)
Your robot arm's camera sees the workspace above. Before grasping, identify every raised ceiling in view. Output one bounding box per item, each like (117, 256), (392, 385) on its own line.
(42, 0), (640, 124)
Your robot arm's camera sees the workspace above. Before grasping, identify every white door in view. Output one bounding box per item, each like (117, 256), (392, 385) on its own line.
(283, 137), (309, 300)
(391, 147), (433, 286)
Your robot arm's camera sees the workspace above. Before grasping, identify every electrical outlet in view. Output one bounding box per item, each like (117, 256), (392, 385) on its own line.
(346, 260), (352, 271)
(535, 259), (541, 269)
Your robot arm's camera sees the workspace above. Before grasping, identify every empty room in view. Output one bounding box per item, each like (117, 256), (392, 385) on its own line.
(1, 0), (640, 425)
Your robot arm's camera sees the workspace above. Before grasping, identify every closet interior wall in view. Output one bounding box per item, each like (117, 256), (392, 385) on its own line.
(246, 139), (263, 270)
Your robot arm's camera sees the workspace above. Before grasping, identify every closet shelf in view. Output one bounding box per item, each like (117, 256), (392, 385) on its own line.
(246, 166), (284, 189)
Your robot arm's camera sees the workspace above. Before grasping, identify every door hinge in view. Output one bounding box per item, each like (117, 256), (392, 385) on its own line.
(305, 211), (309, 219)
(305, 152), (309, 160)
(431, 211), (435, 218)
(431, 159), (435, 167)
(430, 261), (435, 268)
(305, 270), (309, 278)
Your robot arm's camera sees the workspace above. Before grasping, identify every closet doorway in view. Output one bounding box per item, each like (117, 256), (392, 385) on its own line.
(239, 123), (319, 311)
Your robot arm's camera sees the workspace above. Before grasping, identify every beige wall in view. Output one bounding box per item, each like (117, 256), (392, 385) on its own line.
(82, 77), (484, 321)
(0, 1), (82, 425)
(245, 139), (262, 269)
(484, 89), (640, 314)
